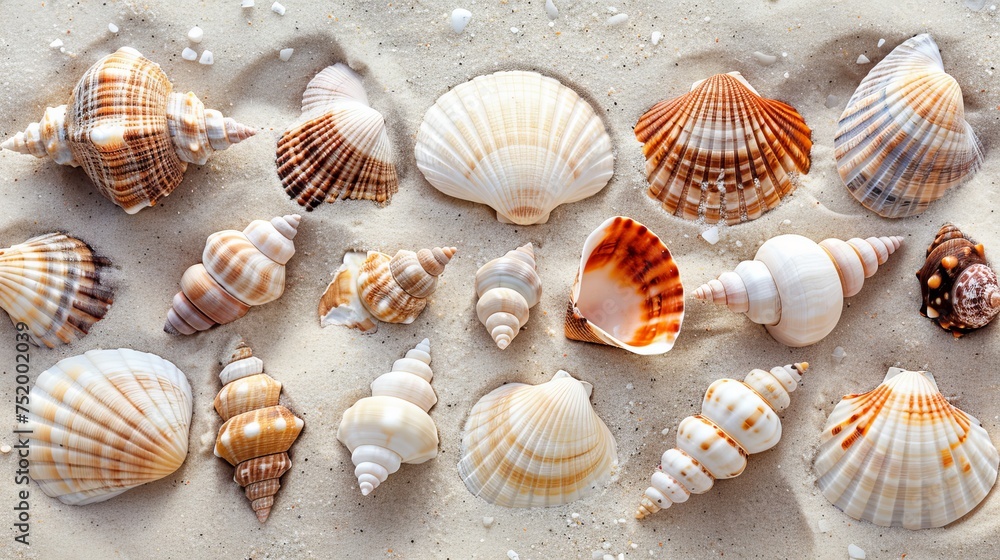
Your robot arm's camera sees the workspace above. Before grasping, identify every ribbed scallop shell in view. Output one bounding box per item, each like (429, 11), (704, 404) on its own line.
(565, 216), (683, 355)
(276, 63), (398, 208)
(635, 72), (812, 225)
(414, 71), (614, 225)
(815, 368), (999, 529)
(0, 233), (113, 348)
(27, 348), (193, 505)
(475, 243), (542, 350)
(835, 34), (984, 218)
(459, 370), (618, 508)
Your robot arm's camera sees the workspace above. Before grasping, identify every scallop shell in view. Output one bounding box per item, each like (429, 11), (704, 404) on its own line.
(815, 368), (999, 529)
(835, 34), (984, 218)
(694, 233), (902, 347)
(916, 224), (1000, 336)
(475, 243), (542, 350)
(635, 72), (812, 225)
(565, 216), (684, 355)
(164, 215), (301, 335)
(214, 342), (304, 522)
(318, 246), (456, 332)
(337, 339), (438, 496)
(1, 47), (255, 214)
(459, 370), (617, 508)
(0, 233), (113, 348)
(414, 70), (614, 225)
(27, 348), (193, 505)
(276, 63), (398, 209)
(636, 363), (807, 519)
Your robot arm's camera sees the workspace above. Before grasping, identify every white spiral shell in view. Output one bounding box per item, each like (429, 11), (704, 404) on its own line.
(475, 243), (542, 349)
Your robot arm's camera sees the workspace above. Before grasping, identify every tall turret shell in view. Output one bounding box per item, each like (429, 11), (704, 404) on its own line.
(214, 343), (304, 523)
(916, 224), (1000, 336)
(0, 233), (113, 347)
(164, 215), (301, 335)
(565, 216), (684, 355)
(815, 368), (999, 529)
(475, 243), (542, 350)
(459, 370), (617, 508)
(1, 47), (255, 214)
(337, 338), (438, 496)
(694, 233), (903, 347)
(635, 72), (812, 225)
(27, 348), (193, 505)
(318, 246), (457, 332)
(414, 70), (614, 225)
(835, 34), (984, 218)
(636, 363), (807, 519)
(276, 63), (398, 209)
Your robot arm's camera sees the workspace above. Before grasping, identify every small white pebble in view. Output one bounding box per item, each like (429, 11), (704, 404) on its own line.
(856, 54), (871, 64)
(507, 551), (520, 560)
(604, 555), (615, 560)
(626, 382), (634, 390)
(50, 39), (64, 49)
(602, 542), (612, 550)
(592, 552), (604, 560)
(606, 13), (629, 25)
(651, 31), (663, 45)
(108, 23), (119, 33)
(817, 519), (832, 533)
(781, 51), (788, 57)
(271, 1), (286, 15)
(549, 21), (555, 27)
(704, 16), (711, 22)
(279, 48), (294, 61)
(0, 444), (11, 454)
(199, 50), (214, 65)
(825, 94), (839, 109)
(182, 47), (198, 61)
(848, 544), (866, 560)
(783, 71), (790, 78)
(753, 51), (777, 66)
(187, 26), (204, 43)
(631, 544), (639, 549)
(735, 240), (743, 248)
(241, 0), (255, 6)
(782, 219), (792, 226)
(511, 26), (520, 33)
(832, 346), (847, 364)
(992, 4), (998, 11)
(618, 518), (627, 524)
(482, 516), (494, 528)
(451, 8), (472, 33)
(877, 38), (886, 47)
(661, 427), (669, 436)
(545, 0), (559, 19)
(701, 226), (720, 245)
(571, 512), (581, 519)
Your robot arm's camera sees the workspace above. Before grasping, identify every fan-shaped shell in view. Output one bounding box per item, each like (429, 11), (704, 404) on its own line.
(815, 368), (999, 529)
(459, 370), (618, 508)
(634, 72), (812, 225)
(835, 34), (984, 218)
(277, 63), (398, 208)
(565, 216), (683, 355)
(414, 70), (614, 225)
(0, 233), (113, 348)
(27, 348), (193, 505)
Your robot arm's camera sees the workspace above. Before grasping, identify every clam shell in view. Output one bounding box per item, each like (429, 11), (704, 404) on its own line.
(835, 34), (984, 218)
(565, 216), (683, 355)
(635, 72), (812, 225)
(27, 348), (193, 505)
(277, 63), (398, 208)
(0, 233), (113, 348)
(815, 368), (999, 529)
(414, 71), (614, 225)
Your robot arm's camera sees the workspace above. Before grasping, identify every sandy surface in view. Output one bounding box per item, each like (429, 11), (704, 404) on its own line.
(2, 1), (1000, 558)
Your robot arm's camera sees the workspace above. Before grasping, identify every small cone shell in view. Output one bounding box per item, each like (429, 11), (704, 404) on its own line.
(475, 243), (542, 349)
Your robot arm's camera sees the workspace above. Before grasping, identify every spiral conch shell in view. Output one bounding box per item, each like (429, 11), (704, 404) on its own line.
(835, 34), (984, 218)
(1, 47), (255, 214)
(318, 246), (457, 332)
(475, 243), (542, 350)
(815, 368), (999, 529)
(694, 234), (903, 347)
(27, 348), (193, 505)
(917, 224), (1000, 336)
(0, 233), (113, 347)
(164, 215), (301, 335)
(337, 338), (438, 496)
(636, 363), (807, 519)
(214, 343), (304, 523)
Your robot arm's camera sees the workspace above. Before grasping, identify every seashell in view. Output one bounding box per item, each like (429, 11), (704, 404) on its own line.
(337, 338), (438, 496)
(414, 70), (614, 225)
(459, 370), (617, 508)
(636, 363), (807, 519)
(164, 215), (301, 335)
(815, 367), (999, 529)
(1, 47), (255, 214)
(916, 224), (1000, 336)
(276, 63), (398, 209)
(27, 348), (193, 505)
(318, 246), (457, 333)
(565, 216), (684, 355)
(835, 34), (984, 218)
(635, 71), (812, 225)
(475, 243), (542, 349)
(0, 233), (113, 348)
(694, 233), (903, 347)
(214, 342), (304, 523)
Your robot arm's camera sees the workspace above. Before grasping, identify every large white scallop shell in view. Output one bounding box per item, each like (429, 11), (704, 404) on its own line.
(27, 348), (193, 505)
(414, 70), (614, 225)
(815, 368), (999, 529)
(459, 370), (618, 508)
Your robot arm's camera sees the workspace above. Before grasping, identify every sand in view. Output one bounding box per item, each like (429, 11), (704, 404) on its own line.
(1, 1), (1000, 558)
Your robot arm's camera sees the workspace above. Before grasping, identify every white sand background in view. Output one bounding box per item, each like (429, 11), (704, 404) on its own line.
(2, 0), (1000, 558)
